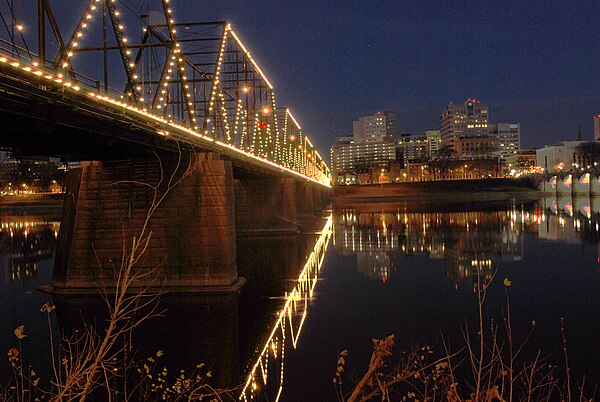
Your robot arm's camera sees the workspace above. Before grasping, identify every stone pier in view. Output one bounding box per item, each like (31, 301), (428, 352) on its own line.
(234, 177), (298, 235)
(50, 152), (244, 293)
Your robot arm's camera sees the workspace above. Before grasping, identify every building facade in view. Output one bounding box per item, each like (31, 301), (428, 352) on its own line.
(331, 137), (397, 184)
(454, 136), (499, 155)
(536, 141), (586, 173)
(352, 111), (398, 143)
(425, 130), (441, 157)
(488, 123), (521, 163)
(440, 98), (489, 150)
(397, 134), (428, 165)
(595, 115), (600, 142)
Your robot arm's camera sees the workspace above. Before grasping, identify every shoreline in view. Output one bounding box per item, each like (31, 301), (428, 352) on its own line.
(334, 190), (543, 204)
(333, 178), (543, 204)
(0, 193), (64, 207)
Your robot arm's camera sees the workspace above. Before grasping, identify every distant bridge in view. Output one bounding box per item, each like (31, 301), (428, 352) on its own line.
(0, 0), (332, 292)
(541, 172), (600, 197)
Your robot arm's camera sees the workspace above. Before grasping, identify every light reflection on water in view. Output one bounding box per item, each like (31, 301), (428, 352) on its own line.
(333, 197), (600, 287)
(277, 196), (600, 400)
(0, 219), (60, 283)
(3, 196), (600, 399)
(239, 214), (332, 401)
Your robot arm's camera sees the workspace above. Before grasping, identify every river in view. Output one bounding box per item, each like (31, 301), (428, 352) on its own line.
(2, 196), (600, 400)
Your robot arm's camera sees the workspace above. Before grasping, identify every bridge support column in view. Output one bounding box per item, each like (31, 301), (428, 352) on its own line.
(234, 178), (297, 235)
(50, 153), (243, 293)
(295, 181), (316, 218)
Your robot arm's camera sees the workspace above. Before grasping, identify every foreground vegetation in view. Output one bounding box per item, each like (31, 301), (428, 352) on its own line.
(333, 277), (594, 402)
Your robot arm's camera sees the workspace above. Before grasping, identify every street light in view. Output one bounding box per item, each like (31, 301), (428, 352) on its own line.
(261, 105), (272, 116)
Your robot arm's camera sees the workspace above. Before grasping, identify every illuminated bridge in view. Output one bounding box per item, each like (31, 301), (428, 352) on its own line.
(0, 0), (331, 292)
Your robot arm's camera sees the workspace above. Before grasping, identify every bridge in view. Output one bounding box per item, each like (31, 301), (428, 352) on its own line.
(541, 171), (600, 196)
(0, 0), (332, 292)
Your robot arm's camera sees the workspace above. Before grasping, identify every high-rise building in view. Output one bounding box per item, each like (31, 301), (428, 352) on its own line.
(397, 134), (428, 165)
(489, 123), (521, 162)
(440, 98), (489, 150)
(330, 136), (397, 184)
(425, 130), (442, 157)
(594, 115), (600, 142)
(353, 111), (398, 143)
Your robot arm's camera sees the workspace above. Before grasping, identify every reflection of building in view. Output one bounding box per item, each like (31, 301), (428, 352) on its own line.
(335, 208), (526, 286)
(0, 220), (59, 283)
(537, 196), (600, 245)
(357, 252), (394, 283)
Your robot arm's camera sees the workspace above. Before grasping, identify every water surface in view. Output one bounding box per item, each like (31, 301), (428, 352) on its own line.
(2, 197), (600, 400)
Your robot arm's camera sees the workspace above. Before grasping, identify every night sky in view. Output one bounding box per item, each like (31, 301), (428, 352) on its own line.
(181, 0), (600, 159)
(15, 0), (600, 161)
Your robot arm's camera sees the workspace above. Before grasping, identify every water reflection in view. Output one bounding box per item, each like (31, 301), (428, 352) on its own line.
(0, 219), (59, 283)
(6, 196), (600, 399)
(45, 214), (333, 401)
(334, 196), (600, 287)
(0, 213), (60, 385)
(538, 196), (600, 245)
(239, 215), (332, 401)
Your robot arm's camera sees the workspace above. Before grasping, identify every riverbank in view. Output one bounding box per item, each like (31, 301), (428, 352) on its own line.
(334, 178), (542, 204)
(0, 193), (64, 207)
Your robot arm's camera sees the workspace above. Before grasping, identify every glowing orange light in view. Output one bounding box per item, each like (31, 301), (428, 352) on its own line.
(241, 85), (250, 94)
(261, 106), (272, 116)
(289, 135), (296, 141)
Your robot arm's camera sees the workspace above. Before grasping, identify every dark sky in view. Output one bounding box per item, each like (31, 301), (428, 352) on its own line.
(17, 0), (600, 161)
(175, 0), (600, 159)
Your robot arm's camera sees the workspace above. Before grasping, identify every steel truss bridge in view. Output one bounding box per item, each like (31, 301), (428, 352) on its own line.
(0, 0), (330, 186)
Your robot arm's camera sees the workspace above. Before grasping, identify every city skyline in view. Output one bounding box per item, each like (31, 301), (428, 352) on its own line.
(188, 0), (600, 159)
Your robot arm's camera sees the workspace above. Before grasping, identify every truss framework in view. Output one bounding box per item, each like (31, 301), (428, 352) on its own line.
(0, 0), (331, 182)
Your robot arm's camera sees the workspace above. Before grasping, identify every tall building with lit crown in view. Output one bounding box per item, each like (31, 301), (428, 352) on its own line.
(353, 111), (398, 143)
(440, 98), (489, 150)
(595, 115), (600, 142)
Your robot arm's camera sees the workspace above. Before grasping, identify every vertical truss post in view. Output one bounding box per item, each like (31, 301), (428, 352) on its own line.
(160, 0), (195, 128)
(37, 0), (45, 67)
(105, 0), (139, 103)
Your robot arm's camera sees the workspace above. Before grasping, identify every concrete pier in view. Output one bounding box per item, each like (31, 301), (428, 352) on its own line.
(51, 153), (243, 293)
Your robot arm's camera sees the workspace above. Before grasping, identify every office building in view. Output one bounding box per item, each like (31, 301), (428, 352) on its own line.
(353, 111), (398, 143)
(454, 136), (499, 155)
(440, 98), (489, 150)
(330, 136), (397, 184)
(397, 134), (428, 165)
(489, 123), (521, 163)
(425, 130), (442, 157)
(595, 115), (600, 142)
